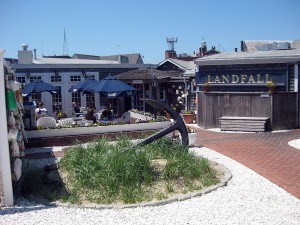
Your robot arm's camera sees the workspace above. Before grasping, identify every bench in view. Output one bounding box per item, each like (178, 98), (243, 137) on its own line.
(219, 116), (269, 132)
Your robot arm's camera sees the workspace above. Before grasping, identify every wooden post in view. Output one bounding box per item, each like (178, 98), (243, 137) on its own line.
(0, 50), (14, 206)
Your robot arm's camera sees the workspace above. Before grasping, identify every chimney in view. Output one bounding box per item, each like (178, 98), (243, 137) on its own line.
(33, 49), (37, 59)
(165, 50), (176, 59)
(22, 44), (28, 51)
(199, 41), (207, 57)
(18, 44), (33, 64)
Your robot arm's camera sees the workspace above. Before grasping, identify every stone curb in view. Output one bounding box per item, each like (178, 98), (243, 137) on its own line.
(26, 160), (232, 210)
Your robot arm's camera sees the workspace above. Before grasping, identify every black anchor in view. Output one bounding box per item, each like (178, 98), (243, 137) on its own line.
(137, 99), (189, 147)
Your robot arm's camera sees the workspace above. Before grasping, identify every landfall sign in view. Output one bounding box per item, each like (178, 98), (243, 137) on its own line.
(197, 73), (285, 86)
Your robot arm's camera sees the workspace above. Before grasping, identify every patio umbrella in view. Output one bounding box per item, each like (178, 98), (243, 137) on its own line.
(83, 75), (136, 98)
(22, 80), (58, 96)
(69, 78), (99, 92)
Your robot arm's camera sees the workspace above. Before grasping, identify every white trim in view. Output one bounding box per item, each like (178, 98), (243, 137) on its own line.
(295, 64), (298, 92)
(286, 65), (289, 92)
(0, 50), (14, 206)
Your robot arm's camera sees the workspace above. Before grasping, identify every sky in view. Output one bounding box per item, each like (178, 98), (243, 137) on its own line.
(1, 0), (300, 64)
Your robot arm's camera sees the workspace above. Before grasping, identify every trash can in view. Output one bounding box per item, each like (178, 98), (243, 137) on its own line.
(23, 101), (37, 130)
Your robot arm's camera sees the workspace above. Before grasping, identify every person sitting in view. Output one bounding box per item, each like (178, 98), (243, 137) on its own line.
(35, 101), (47, 120)
(72, 102), (83, 117)
(100, 106), (113, 121)
(72, 102), (81, 113)
(85, 107), (96, 123)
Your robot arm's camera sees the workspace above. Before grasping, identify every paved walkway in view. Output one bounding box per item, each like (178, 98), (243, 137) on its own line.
(191, 127), (300, 199)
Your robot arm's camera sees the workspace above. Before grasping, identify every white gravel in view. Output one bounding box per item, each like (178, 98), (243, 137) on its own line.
(289, 139), (300, 150)
(1, 146), (300, 225)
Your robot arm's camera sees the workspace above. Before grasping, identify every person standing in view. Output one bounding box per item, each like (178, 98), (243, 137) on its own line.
(35, 101), (47, 120)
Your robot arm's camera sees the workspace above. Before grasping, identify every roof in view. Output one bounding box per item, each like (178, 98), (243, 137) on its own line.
(157, 58), (196, 77)
(194, 49), (300, 65)
(158, 58), (196, 71)
(243, 40), (294, 52)
(72, 53), (143, 64)
(115, 68), (182, 80)
(292, 40), (300, 49)
(71, 54), (100, 60)
(33, 58), (119, 64)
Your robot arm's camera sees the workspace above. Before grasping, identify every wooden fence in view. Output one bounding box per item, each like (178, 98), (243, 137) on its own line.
(197, 92), (298, 130)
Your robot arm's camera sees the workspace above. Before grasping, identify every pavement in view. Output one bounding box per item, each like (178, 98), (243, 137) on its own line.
(189, 126), (300, 199)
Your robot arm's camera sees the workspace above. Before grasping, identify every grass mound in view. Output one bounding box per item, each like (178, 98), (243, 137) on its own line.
(22, 137), (220, 204)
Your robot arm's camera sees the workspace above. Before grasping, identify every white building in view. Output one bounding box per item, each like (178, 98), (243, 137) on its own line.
(10, 45), (154, 118)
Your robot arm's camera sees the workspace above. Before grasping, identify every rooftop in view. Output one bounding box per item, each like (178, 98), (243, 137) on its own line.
(195, 49), (300, 65)
(33, 57), (119, 65)
(116, 68), (182, 80)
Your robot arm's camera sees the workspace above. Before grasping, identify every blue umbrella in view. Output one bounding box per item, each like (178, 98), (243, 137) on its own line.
(84, 75), (136, 98)
(69, 78), (99, 92)
(22, 80), (58, 96)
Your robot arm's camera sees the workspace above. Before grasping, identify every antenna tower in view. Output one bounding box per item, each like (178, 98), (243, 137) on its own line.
(166, 37), (178, 51)
(63, 28), (69, 56)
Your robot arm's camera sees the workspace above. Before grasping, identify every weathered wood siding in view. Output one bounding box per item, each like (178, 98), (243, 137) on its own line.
(272, 93), (298, 130)
(197, 92), (298, 130)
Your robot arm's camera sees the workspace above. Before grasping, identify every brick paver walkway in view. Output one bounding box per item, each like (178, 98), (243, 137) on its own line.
(192, 127), (300, 199)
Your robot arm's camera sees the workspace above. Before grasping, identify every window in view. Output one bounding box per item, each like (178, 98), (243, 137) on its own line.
(72, 92), (81, 106)
(70, 75), (81, 82)
(17, 76), (26, 84)
(191, 79), (197, 93)
(52, 86), (62, 112)
(132, 83), (143, 111)
(159, 89), (165, 101)
(31, 93), (42, 103)
(86, 93), (95, 109)
(99, 72), (108, 80)
(30, 76), (42, 82)
(51, 75), (62, 82)
(86, 74), (95, 79)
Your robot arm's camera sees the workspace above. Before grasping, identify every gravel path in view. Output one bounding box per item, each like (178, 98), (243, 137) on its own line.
(1, 146), (300, 225)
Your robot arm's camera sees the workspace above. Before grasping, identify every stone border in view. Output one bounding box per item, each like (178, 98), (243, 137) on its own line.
(25, 159), (232, 210)
(26, 121), (172, 139)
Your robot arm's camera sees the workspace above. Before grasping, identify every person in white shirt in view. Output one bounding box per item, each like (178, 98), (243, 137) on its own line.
(35, 101), (47, 120)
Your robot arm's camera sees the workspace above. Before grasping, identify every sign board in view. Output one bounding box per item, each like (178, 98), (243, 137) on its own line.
(196, 64), (286, 86)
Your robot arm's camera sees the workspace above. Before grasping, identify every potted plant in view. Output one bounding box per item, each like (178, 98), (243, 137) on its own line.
(56, 111), (67, 120)
(266, 80), (276, 93)
(181, 110), (195, 124)
(203, 81), (210, 93)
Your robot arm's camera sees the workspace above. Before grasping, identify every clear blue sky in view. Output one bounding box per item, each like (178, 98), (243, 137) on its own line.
(1, 0), (299, 64)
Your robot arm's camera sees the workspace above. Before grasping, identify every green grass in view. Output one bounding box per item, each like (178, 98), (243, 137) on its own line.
(21, 165), (64, 201)
(22, 136), (220, 204)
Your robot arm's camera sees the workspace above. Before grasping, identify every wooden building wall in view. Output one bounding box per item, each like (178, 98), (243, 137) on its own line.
(197, 92), (298, 130)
